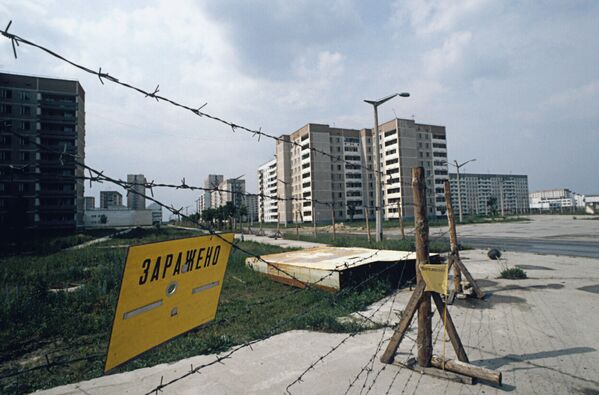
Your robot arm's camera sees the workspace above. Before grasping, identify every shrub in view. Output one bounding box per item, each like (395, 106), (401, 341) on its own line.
(500, 267), (527, 279)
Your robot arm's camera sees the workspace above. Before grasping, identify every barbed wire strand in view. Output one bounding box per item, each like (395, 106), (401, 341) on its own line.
(0, 21), (452, 185)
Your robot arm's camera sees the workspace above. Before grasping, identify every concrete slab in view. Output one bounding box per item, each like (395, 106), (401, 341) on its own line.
(246, 246), (421, 291)
(37, 250), (599, 395)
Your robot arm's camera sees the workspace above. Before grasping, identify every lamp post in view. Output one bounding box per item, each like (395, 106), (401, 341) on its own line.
(364, 92), (410, 242)
(446, 158), (477, 223)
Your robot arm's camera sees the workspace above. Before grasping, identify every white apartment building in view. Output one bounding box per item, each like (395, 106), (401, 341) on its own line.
(378, 118), (449, 219)
(210, 177), (246, 210)
(529, 188), (586, 212)
(450, 173), (529, 216)
(272, 118), (448, 224)
(257, 159), (278, 223)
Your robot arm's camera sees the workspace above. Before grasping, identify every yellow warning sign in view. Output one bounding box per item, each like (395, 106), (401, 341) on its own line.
(419, 263), (449, 295)
(104, 233), (234, 372)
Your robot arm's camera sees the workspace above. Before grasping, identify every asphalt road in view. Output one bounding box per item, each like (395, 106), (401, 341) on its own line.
(458, 236), (599, 259)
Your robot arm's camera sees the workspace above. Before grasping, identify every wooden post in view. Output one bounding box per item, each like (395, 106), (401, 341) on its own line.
(444, 180), (463, 294)
(397, 201), (405, 240)
(412, 167), (432, 368)
(431, 356), (502, 385)
(431, 293), (468, 362)
(365, 206), (372, 243)
(331, 205), (336, 242)
(380, 281), (425, 363)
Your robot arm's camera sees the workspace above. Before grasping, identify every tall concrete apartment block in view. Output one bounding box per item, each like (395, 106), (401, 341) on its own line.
(449, 173), (529, 216)
(257, 159), (278, 223)
(272, 119), (448, 224)
(0, 72), (85, 233)
(100, 190), (123, 208)
(211, 178), (246, 209)
(198, 174), (224, 213)
(126, 174), (146, 209)
(378, 118), (448, 219)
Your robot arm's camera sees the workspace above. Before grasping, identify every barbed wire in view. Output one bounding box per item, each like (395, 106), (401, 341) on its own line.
(284, 269), (413, 395)
(144, 253), (412, 395)
(0, 20), (438, 183)
(0, 20), (456, 392)
(0, 128), (439, 394)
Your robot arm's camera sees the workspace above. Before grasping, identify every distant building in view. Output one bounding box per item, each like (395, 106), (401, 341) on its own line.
(100, 191), (123, 209)
(0, 72), (85, 233)
(127, 174), (146, 209)
(84, 207), (152, 228)
(84, 196), (95, 210)
(257, 159), (278, 223)
(585, 196), (599, 214)
(244, 194), (259, 223)
(529, 188), (586, 213)
(147, 202), (162, 225)
(449, 173), (529, 216)
(211, 177), (246, 209)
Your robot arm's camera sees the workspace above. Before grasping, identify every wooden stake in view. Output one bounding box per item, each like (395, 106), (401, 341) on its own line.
(412, 167), (432, 367)
(365, 206), (372, 243)
(394, 358), (474, 385)
(431, 293), (468, 363)
(444, 180), (463, 293)
(380, 280), (425, 363)
(397, 201), (405, 240)
(451, 256), (485, 299)
(431, 355), (502, 385)
(331, 205), (336, 242)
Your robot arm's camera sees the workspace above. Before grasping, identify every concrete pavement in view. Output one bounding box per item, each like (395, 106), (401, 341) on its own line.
(38, 249), (599, 394)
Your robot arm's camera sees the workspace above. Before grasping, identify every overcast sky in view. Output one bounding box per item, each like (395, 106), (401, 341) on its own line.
(2, 0), (598, 216)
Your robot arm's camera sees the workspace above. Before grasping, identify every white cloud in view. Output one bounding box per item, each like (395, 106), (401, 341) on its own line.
(395, 0), (491, 35)
(423, 30), (472, 77)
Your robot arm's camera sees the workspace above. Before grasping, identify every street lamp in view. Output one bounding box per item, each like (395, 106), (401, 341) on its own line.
(446, 158), (476, 223)
(364, 92), (410, 242)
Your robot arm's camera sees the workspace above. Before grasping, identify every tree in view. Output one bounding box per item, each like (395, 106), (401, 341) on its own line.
(201, 208), (215, 225)
(347, 202), (357, 222)
(487, 196), (498, 217)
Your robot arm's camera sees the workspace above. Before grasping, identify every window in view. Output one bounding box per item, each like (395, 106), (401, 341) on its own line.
(0, 89), (13, 99)
(20, 106), (31, 115)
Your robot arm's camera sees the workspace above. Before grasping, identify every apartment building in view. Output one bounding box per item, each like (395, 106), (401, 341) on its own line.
(0, 72), (85, 233)
(210, 177), (246, 210)
(377, 118), (448, 219)
(100, 190), (123, 208)
(197, 174), (224, 214)
(529, 188), (585, 212)
(271, 118), (448, 224)
(275, 124), (370, 224)
(257, 159), (278, 223)
(449, 173), (529, 216)
(126, 174), (146, 209)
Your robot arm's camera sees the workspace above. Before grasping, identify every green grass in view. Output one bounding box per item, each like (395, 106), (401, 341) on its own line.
(0, 230), (394, 394)
(0, 229), (119, 257)
(282, 232), (455, 253)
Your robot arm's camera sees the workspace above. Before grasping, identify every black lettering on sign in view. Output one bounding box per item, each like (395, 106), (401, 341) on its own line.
(185, 249), (197, 272)
(150, 257), (161, 282)
(139, 258), (150, 285)
(212, 245), (221, 265)
(173, 252), (182, 275)
(204, 247), (213, 268)
(162, 254), (173, 278)
(195, 248), (206, 270)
